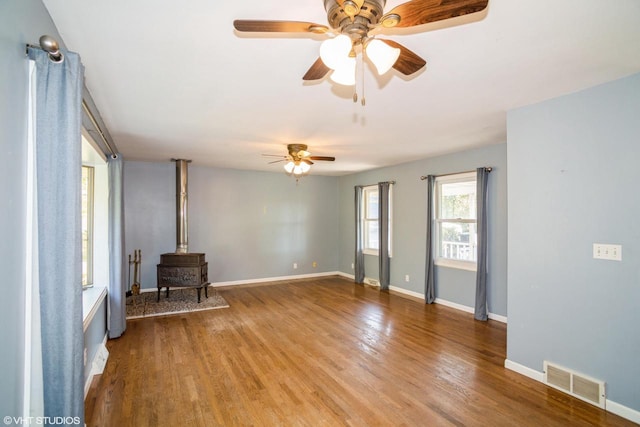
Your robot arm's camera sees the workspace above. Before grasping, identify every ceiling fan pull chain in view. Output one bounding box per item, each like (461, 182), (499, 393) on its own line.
(361, 47), (366, 106)
(353, 56), (358, 103)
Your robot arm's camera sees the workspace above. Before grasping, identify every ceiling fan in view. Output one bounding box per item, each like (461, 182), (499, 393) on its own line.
(234, 0), (489, 86)
(263, 144), (336, 179)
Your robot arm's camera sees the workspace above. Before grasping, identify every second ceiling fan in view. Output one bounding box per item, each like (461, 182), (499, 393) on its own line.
(263, 144), (335, 179)
(234, 0), (489, 85)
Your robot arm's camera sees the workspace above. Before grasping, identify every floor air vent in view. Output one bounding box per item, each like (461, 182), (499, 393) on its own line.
(543, 361), (606, 409)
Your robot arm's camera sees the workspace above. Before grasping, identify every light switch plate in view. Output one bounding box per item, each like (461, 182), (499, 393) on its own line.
(593, 243), (622, 261)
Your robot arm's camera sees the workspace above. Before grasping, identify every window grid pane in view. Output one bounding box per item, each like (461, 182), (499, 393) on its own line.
(365, 219), (379, 251)
(439, 181), (476, 219)
(437, 221), (477, 261)
(365, 189), (378, 220)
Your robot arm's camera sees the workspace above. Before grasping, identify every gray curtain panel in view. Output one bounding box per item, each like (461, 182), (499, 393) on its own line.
(108, 155), (126, 338)
(474, 167), (490, 321)
(28, 47), (85, 424)
(378, 182), (391, 291)
(354, 186), (365, 283)
(424, 175), (436, 303)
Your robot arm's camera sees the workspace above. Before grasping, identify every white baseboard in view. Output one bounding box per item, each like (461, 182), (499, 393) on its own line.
(84, 333), (109, 398)
(211, 271), (342, 288)
(488, 312), (508, 323)
(504, 359), (640, 424)
(435, 298), (508, 323)
(606, 399), (640, 424)
(337, 274), (507, 323)
(504, 359), (544, 382)
(389, 285), (425, 300)
(137, 271), (343, 292)
(434, 297), (474, 314)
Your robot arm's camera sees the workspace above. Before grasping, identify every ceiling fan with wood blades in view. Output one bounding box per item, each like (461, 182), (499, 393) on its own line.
(263, 144), (336, 179)
(234, 0), (488, 84)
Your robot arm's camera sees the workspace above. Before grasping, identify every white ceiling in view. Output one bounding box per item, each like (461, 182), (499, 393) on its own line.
(43, 0), (640, 176)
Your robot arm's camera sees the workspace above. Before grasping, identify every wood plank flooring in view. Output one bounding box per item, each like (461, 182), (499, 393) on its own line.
(85, 276), (635, 426)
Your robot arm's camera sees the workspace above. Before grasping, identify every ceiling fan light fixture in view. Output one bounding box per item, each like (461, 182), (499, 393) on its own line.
(284, 161), (295, 174)
(319, 35), (353, 70)
(284, 160), (311, 177)
(299, 162), (311, 174)
(329, 56), (356, 86)
(366, 39), (400, 75)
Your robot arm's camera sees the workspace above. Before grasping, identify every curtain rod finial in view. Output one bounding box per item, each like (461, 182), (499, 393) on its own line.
(39, 35), (64, 62)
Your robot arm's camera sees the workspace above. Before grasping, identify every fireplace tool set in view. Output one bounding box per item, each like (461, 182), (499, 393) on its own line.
(127, 249), (141, 301)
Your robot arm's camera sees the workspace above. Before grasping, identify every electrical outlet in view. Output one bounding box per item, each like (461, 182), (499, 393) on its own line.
(351, 263), (354, 269)
(312, 261), (317, 268)
(293, 263), (297, 269)
(405, 274), (410, 282)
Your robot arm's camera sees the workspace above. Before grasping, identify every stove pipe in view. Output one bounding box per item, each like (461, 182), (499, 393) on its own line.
(173, 159), (191, 254)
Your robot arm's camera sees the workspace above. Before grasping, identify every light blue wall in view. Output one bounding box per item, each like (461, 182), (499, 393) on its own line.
(124, 161), (340, 289)
(83, 297), (107, 386)
(125, 146), (507, 316)
(507, 73), (640, 410)
(337, 143), (508, 316)
(0, 0), (64, 417)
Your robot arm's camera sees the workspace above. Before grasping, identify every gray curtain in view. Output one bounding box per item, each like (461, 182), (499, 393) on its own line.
(378, 182), (391, 291)
(354, 186), (365, 283)
(29, 47), (85, 424)
(424, 175), (436, 303)
(108, 154), (126, 338)
(474, 167), (490, 321)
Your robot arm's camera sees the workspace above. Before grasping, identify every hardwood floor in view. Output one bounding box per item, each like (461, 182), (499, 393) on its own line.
(85, 276), (634, 426)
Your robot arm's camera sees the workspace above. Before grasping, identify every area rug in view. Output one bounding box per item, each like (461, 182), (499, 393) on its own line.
(126, 287), (229, 319)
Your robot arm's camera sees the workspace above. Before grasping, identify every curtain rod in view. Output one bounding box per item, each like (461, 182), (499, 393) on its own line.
(420, 167), (492, 180)
(82, 100), (118, 159)
(27, 35), (118, 159)
(359, 181), (396, 187)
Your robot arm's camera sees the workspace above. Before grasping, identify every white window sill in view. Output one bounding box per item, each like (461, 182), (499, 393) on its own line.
(435, 258), (477, 272)
(363, 249), (393, 258)
(83, 285), (107, 332)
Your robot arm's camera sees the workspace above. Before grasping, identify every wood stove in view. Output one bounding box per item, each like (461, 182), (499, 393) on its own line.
(157, 252), (208, 303)
(156, 159), (209, 302)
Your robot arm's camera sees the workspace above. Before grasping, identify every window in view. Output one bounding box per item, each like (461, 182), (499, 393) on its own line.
(81, 131), (109, 292)
(362, 185), (392, 256)
(81, 165), (95, 287)
(81, 131), (109, 326)
(435, 172), (476, 270)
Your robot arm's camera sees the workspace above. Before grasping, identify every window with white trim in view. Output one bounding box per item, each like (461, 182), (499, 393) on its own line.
(81, 131), (109, 291)
(362, 185), (392, 256)
(434, 172), (477, 271)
